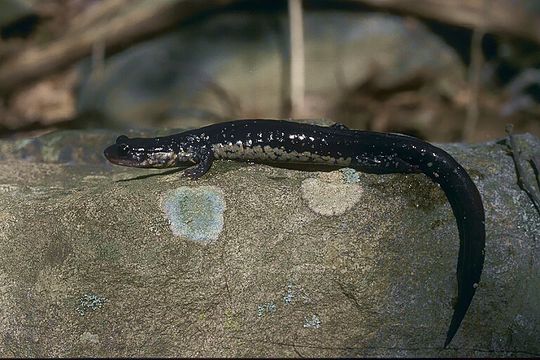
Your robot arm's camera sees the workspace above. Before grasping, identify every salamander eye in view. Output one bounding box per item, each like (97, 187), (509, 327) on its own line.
(118, 143), (130, 155)
(116, 135), (129, 144)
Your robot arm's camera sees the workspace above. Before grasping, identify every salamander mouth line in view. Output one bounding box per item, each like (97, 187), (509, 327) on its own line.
(104, 119), (485, 348)
(115, 167), (184, 182)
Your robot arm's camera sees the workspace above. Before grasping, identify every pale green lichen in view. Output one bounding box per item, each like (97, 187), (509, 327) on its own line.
(339, 168), (360, 183)
(161, 186), (226, 242)
(283, 284), (294, 305)
(76, 293), (107, 316)
(257, 302), (277, 317)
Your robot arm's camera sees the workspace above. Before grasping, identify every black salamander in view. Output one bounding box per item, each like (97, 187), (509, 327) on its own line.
(104, 119), (485, 347)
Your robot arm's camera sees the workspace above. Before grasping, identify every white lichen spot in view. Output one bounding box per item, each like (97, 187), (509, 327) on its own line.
(303, 314), (321, 329)
(339, 168), (360, 183)
(257, 302), (277, 317)
(301, 172), (363, 216)
(76, 293), (107, 316)
(0, 184), (19, 193)
(283, 284), (294, 304)
(79, 331), (99, 345)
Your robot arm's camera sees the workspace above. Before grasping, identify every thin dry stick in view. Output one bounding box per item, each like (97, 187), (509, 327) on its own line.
(506, 124), (540, 214)
(0, 0), (236, 94)
(532, 156), (540, 187)
(288, 0), (305, 117)
(464, 0), (489, 142)
(351, 0), (540, 46)
(464, 28), (484, 142)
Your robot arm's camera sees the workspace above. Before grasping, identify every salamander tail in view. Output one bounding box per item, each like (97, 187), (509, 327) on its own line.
(416, 143), (485, 348)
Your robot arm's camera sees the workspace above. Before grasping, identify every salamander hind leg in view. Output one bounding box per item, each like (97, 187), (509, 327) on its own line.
(330, 122), (350, 131)
(183, 150), (214, 180)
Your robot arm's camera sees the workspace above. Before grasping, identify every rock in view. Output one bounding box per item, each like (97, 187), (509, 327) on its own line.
(77, 11), (465, 129)
(0, 130), (538, 357)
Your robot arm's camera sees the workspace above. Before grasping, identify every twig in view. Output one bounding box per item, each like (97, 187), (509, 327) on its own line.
(352, 0), (540, 46)
(0, 0), (236, 94)
(464, 0), (488, 142)
(464, 28), (483, 142)
(531, 155), (540, 190)
(505, 124), (540, 214)
(288, 0), (305, 117)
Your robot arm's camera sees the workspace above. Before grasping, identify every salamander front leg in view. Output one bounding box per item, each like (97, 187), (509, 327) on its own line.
(183, 150), (214, 180)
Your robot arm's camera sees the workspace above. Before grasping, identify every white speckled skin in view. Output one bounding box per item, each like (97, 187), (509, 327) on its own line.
(212, 143), (352, 166)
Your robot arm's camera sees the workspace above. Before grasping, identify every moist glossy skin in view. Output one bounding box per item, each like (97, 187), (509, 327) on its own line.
(104, 119), (485, 347)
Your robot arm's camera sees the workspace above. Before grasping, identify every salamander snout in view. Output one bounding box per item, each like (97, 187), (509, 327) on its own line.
(104, 136), (179, 168)
(104, 138), (136, 167)
(104, 143), (127, 165)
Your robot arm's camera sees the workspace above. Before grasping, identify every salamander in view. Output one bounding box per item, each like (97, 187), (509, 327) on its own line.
(104, 119), (485, 347)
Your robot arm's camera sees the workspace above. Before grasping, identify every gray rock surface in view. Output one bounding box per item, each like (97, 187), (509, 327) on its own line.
(0, 130), (538, 357)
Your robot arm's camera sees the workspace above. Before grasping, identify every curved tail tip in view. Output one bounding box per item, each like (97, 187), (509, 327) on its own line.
(443, 337), (452, 349)
(444, 319), (460, 348)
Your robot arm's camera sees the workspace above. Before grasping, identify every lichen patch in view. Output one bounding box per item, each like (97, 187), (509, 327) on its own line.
(161, 186), (226, 242)
(301, 171), (363, 216)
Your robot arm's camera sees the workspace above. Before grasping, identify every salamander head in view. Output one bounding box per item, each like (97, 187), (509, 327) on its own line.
(104, 135), (193, 168)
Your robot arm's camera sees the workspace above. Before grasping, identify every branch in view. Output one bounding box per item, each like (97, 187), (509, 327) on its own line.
(352, 0), (540, 45)
(288, 0), (305, 117)
(506, 124), (540, 214)
(463, 1), (486, 142)
(0, 0), (235, 95)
